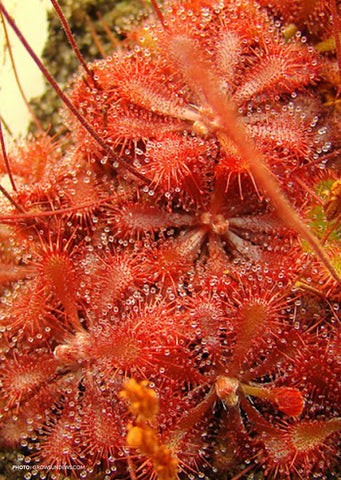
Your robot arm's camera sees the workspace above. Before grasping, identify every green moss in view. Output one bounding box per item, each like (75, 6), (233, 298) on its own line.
(301, 179), (341, 253)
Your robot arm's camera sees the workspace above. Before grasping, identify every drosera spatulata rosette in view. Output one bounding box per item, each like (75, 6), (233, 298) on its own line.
(0, 1), (340, 479)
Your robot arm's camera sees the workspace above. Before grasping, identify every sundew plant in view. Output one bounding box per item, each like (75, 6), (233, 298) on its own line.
(0, 1), (340, 479)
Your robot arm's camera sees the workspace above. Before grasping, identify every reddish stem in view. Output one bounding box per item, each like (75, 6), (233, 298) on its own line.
(150, 0), (170, 31)
(0, 118), (17, 191)
(85, 14), (106, 58)
(0, 183), (25, 213)
(0, 192), (118, 222)
(170, 36), (341, 283)
(96, 11), (119, 48)
(0, 10), (43, 132)
(49, 0), (94, 79)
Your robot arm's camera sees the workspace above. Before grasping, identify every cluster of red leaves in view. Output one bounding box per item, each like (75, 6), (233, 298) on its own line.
(0, 1), (340, 479)
(257, 0), (334, 37)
